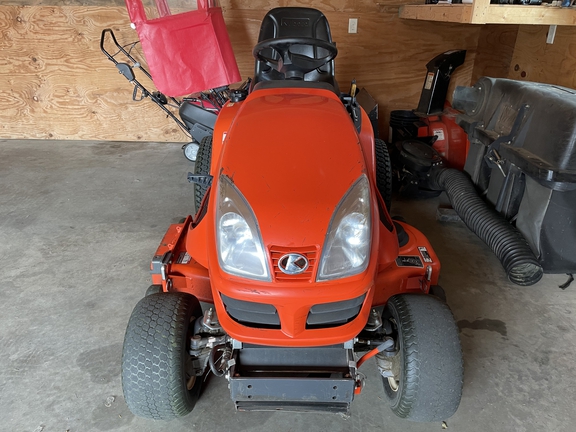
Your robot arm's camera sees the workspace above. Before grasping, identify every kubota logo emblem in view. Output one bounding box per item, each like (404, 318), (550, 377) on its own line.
(278, 253), (309, 275)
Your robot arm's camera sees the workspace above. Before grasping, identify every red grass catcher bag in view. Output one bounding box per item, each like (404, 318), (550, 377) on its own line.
(125, 0), (241, 97)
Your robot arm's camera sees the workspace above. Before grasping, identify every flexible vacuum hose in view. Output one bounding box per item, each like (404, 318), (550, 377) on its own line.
(435, 169), (543, 286)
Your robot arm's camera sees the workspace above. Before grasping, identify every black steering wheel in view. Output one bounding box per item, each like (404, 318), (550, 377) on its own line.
(253, 37), (338, 80)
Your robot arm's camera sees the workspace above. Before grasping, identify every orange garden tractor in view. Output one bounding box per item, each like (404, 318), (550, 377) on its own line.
(118, 7), (463, 422)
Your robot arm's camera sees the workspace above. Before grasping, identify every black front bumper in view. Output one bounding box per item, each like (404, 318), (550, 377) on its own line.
(229, 345), (357, 413)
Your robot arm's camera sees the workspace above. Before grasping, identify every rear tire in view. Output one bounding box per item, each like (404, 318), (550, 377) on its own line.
(382, 294), (463, 422)
(193, 136), (212, 213)
(122, 293), (203, 420)
(375, 138), (393, 211)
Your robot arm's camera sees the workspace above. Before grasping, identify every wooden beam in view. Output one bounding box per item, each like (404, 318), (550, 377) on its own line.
(483, 5), (576, 26)
(400, 2), (576, 26)
(399, 4), (474, 24)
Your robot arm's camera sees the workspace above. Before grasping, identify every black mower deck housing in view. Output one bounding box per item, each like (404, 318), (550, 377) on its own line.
(453, 77), (576, 274)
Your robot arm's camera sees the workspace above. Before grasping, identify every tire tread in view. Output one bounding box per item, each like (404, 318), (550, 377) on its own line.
(385, 294), (463, 422)
(193, 136), (213, 213)
(121, 293), (201, 420)
(375, 138), (393, 211)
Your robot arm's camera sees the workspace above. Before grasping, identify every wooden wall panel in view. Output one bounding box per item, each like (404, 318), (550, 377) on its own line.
(472, 24), (518, 83)
(0, 6), (187, 141)
(508, 25), (576, 89)
(0, 2), (481, 142)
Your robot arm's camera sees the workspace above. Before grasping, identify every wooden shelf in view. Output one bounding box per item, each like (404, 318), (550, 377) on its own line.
(399, 0), (576, 25)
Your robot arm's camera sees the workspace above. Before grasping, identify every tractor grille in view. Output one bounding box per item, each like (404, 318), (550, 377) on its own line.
(270, 246), (318, 282)
(306, 294), (366, 329)
(220, 293), (281, 329)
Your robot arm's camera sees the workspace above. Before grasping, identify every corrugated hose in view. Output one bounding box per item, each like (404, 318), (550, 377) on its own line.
(435, 168), (543, 286)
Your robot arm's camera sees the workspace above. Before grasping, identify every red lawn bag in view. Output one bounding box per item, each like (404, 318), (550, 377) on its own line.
(124, 0), (241, 97)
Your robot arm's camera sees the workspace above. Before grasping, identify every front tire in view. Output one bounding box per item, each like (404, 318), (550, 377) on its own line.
(382, 294), (463, 422)
(122, 292), (203, 420)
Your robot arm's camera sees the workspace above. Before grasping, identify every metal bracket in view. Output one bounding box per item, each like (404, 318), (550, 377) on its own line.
(151, 251), (173, 280)
(487, 148), (507, 178)
(190, 123), (214, 143)
(363, 308), (383, 332)
(132, 85), (146, 102)
(115, 63), (135, 81)
(547, 25), (557, 45)
(344, 339), (355, 349)
(375, 339), (400, 378)
(425, 265), (433, 282)
(187, 173), (213, 187)
(196, 308), (223, 334)
(484, 103), (531, 173)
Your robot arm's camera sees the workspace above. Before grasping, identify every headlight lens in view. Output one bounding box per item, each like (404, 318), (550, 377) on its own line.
(317, 175), (371, 281)
(216, 175), (270, 281)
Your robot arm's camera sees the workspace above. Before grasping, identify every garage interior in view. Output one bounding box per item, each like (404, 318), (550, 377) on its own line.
(1, 1), (576, 431)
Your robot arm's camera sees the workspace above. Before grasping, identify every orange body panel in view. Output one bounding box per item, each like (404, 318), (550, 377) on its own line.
(151, 216), (213, 302)
(156, 86), (441, 347)
(372, 222), (440, 306)
(417, 108), (470, 171)
(439, 108), (470, 171)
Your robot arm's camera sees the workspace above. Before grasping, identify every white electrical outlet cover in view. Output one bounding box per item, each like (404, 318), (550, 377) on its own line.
(348, 18), (358, 34)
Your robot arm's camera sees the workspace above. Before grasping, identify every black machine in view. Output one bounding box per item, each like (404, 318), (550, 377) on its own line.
(388, 52), (575, 283)
(388, 50), (467, 197)
(415, 50), (466, 116)
(452, 78), (576, 276)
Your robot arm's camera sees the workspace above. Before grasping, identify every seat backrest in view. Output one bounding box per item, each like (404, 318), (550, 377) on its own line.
(253, 7), (337, 90)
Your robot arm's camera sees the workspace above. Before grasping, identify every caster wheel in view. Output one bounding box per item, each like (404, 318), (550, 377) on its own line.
(183, 142), (200, 162)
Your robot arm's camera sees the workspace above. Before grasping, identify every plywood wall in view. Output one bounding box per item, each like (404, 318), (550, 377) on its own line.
(508, 25), (576, 89)
(471, 24), (519, 83)
(0, 5), (189, 141)
(0, 1), (482, 142)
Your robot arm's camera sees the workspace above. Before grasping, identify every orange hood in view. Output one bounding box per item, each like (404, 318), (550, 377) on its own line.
(218, 87), (367, 249)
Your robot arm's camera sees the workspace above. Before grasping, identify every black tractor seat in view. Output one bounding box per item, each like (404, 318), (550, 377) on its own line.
(252, 80), (336, 93)
(252, 7), (339, 92)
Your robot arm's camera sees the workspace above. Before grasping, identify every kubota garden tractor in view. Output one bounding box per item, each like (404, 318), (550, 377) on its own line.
(120, 7), (463, 422)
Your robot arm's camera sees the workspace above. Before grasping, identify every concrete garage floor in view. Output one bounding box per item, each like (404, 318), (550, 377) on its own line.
(1, 139), (575, 432)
